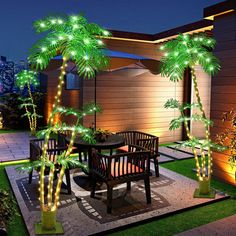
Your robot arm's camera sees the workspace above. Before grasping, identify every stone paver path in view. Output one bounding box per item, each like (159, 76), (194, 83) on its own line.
(176, 214), (236, 236)
(0, 132), (31, 162)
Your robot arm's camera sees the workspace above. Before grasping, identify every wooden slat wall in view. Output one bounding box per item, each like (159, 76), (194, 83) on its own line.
(191, 65), (211, 137)
(210, 12), (236, 185)
(83, 40), (184, 143)
(43, 70), (81, 124)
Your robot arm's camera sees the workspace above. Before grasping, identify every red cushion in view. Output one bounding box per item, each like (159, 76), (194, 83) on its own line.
(116, 145), (129, 153)
(111, 162), (144, 177)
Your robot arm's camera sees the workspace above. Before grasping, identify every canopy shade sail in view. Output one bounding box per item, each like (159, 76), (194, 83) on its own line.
(46, 50), (160, 74)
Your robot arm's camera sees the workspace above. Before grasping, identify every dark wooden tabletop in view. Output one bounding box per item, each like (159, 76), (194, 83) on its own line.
(67, 134), (125, 150)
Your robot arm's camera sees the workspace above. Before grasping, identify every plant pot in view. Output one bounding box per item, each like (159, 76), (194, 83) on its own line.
(199, 178), (210, 195)
(95, 133), (107, 142)
(41, 207), (57, 230)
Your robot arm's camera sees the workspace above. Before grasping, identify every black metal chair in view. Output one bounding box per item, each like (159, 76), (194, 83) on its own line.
(28, 138), (72, 194)
(116, 131), (160, 177)
(90, 145), (151, 213)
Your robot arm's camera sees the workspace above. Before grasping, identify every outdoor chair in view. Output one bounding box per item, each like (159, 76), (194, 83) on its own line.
(90, 145), (151, 213)
(28, 138), (72, 194)
(116, 131), (160, 177)
(57, 130), (88, 162)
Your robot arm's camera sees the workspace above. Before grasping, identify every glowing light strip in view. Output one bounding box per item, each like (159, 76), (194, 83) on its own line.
(204, 9), (234, 20)
(103, 26), (213, 44)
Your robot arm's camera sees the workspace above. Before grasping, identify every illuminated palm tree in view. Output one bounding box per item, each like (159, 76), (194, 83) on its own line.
(161, 33), (221, 196)
(16, 70), (39, 135)
(28, 13), (110, 232)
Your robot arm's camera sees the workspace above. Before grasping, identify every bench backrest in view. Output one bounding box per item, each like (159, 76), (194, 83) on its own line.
(116, 131), (159, 157)
(91, 148), (150, 181)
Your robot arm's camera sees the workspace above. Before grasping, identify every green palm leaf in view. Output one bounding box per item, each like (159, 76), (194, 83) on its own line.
(160, 33), (220, 81)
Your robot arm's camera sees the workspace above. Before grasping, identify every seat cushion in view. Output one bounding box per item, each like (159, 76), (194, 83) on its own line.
(111, 162), (144, 177)
(116, 145), (129, 153)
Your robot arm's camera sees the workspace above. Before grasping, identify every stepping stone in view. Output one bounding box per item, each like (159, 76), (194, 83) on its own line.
(159, 146), (193, 160)
(175, 141), (208, 152)
(158, 154), (174, 163)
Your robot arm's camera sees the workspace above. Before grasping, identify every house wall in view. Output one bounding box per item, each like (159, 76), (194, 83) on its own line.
(211, 12), (236, 185)
(42, 70), (81, 124)
(83, 39), (184, 143)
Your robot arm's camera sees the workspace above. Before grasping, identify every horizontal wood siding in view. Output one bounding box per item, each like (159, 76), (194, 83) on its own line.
(211, 13), (236, 186)
(83, 40), (183, 143)
(43, 70), (81, 124)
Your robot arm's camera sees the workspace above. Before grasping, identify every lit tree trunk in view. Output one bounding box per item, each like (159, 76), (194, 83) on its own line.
(182, 112), (201, 178)
(48, 57), (67, 125)
(191, 67), (212, 182)
(24, 104), (33, 133)
(54, 121), (79, 207)
(27, 82), (37, 135)
(39, 57), (68, 211)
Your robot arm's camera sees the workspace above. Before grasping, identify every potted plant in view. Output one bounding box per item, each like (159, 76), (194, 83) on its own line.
(161, 33), (223, 197)
(94, 128), (112, 142)
(216, 109), (236, 170)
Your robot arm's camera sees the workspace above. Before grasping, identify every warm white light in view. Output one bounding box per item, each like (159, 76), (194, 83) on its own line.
(58, 19), (63, 24)
(84, 39), (90, 44)
(97, 40), (103, 45)
(40, 23), (45, 27)
(103, 30), (109, 36)
(41, 47), (47, 52)
(71, 51), (76, 56)
(84, 55), (89, 60)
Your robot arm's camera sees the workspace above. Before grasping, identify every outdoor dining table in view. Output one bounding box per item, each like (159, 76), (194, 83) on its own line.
(66, 134), (125, 171)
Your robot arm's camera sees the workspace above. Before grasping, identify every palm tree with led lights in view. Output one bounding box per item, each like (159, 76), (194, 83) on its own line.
(16, 70), (40, 135)
(161, 34), (221, 197)
(28, 14), (110, 233)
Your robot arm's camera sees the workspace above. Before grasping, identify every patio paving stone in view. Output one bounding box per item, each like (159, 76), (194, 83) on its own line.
(5, 165), (228, 236)
(159, 146), (194, 160)
(0, 132), (31, 162)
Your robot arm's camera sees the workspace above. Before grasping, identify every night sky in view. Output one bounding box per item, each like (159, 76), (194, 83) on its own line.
(1, 0), (222, 62)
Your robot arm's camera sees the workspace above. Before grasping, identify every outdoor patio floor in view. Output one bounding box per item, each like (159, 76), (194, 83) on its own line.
(6, 165), (228, 236)
(0, 132), (31, 163)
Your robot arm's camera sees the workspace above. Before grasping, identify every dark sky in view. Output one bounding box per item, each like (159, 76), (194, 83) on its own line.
(1, 0), (222, 62)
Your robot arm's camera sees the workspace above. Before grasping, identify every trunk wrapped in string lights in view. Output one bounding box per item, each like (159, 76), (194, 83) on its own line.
(25, 14), (110, 233)
(15, 70), (40, 135)
(160, 34), (224, 197)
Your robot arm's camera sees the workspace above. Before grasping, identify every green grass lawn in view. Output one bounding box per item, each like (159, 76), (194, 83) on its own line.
(1, 159), (236, 236)
(0, 163), (28, 236)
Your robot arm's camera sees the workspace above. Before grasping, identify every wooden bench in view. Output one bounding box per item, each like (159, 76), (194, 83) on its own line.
(116, 131), (160, 177)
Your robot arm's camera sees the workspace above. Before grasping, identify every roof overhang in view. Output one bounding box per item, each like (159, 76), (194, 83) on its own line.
(104, 20), (213, 44)
(204, 0), (236, 20)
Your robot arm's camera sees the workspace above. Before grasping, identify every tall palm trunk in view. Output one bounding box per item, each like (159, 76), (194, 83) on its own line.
(54, 120), (79, 207)
(27, 82), (37, 135)
(39, 57), (68, 210)
(190, 67), (212, 181)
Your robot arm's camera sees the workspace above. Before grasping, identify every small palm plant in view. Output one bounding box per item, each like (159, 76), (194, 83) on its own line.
(161, 33), (222, 196)
(216, 109), (236, 171)
(16, 70), (40, 135)
(27, 13), (110, 232)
